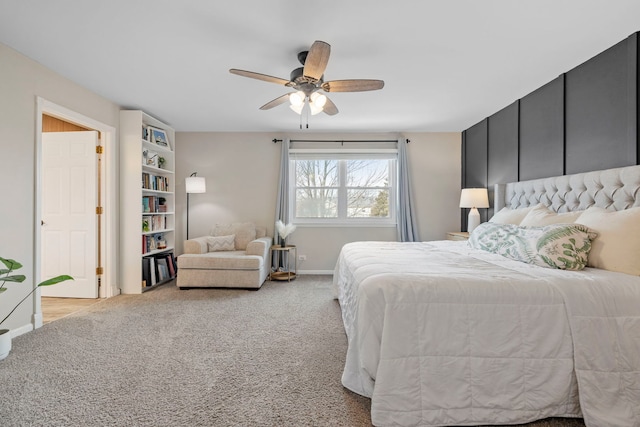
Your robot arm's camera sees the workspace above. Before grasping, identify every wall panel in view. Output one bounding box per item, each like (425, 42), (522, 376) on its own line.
(519, 77), (564, 180)
(565, 37), (636, 173)
(488, 101), (519, 217)
(462, 119), (488, 229)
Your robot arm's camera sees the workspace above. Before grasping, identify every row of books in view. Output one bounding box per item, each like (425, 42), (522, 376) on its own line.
(142, 172), (170, 192)
(142, 252), (177, 288)
(142, 196), (167, 213)
(142, 215), (166, 232)
(142, 233), (167, 254)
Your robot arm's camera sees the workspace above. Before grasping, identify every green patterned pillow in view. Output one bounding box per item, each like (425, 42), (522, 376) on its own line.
(468, 222), (597, 270)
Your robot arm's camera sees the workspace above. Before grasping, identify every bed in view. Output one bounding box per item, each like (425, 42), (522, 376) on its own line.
(333, 165), (640, 427)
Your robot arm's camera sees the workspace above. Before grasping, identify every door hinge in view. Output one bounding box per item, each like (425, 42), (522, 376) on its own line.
(96, 146), (103, 154)
(96, 267), (104, 275)
(96, 206), (103, 214)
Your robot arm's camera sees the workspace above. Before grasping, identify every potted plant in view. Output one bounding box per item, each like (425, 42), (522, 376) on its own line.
(1, 257), (73, 360)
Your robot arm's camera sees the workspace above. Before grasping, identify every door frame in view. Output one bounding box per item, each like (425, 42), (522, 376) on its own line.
(34, 97), (118, 327)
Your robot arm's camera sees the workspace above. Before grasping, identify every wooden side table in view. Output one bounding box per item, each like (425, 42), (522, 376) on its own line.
(270, 245), (297, 281)
(446, 232), (470, 241)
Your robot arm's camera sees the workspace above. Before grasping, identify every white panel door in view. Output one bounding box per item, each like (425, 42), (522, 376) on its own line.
(41, 131), (98, 298)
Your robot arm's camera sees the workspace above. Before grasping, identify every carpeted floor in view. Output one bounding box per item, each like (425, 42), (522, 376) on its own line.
(0, 275), (586, 427)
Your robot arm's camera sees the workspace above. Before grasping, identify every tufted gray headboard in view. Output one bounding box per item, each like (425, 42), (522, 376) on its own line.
(494, 165), (640, 214)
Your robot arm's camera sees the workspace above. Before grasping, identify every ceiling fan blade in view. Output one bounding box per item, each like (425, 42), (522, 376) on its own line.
(322, 96), (339, 116)
(229, 69), (290, 86)
(303, 41), (331, 82)
(321, 79), (385, 92)
(259, 94), (291, 110)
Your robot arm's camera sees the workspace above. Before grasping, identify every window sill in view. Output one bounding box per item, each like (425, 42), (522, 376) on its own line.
(293, 222), (397, 228)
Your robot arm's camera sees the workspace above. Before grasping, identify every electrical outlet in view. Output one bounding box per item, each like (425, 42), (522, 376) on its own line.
(298, 255), (307, 261)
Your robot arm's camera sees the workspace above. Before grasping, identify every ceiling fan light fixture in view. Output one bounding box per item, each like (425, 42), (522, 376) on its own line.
(290, 103), (304, 115)
(309, 101), (323, 115)
(289, 91), (305, 107)
(310, 92), (327, 108)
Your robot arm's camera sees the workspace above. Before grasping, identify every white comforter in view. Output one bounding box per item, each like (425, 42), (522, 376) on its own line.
(333, 240), (640, 427)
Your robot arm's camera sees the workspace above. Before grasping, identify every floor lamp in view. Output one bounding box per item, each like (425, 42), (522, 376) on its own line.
(185, 172), (206, 240)
(459, 188), (489, 234)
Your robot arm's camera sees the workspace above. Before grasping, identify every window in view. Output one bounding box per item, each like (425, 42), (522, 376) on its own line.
(290, 151), (396, 225)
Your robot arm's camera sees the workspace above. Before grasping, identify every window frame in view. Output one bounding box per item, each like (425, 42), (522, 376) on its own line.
(289, 149), (397, 227)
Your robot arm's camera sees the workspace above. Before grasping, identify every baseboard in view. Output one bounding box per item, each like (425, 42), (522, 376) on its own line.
(11, 323), (34, 338)
(298, 270), (333, 275)
(33, 312), (43, 329)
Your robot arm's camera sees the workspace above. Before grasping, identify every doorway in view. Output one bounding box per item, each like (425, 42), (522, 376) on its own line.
(34, 98), (118, 328)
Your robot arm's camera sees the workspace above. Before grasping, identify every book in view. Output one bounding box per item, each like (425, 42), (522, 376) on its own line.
(167, 254), (176, 278)
(142, 257), (151, 287)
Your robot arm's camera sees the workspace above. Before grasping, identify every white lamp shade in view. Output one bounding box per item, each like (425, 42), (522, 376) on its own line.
(309, 101), (323, 115)
(289, 91), (305, 106)
(310, 92), (327, 108)
(459, 188), (489, 208)
(186, 176), (206, 194)
(289, 103), (304, 115)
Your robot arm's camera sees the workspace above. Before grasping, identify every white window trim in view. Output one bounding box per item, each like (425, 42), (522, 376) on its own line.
(289, 149), (398, 226)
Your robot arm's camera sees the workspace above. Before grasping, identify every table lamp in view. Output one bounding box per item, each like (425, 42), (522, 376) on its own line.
(459, 188), (489, 233)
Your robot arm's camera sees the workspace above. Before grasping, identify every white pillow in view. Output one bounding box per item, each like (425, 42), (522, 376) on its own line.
(520, 204), (582, 227)
(212, 222), (256, 250)
(206, 234), (235, 252)
(575, 206), (640, 276)
(489, 204), (538, 225)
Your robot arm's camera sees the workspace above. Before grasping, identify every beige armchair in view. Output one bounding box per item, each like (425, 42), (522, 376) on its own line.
(177, 223), (272, 289)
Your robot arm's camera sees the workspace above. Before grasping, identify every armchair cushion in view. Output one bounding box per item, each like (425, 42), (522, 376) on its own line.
(212, 222), (256, 250)
(206, 235), (235, 252)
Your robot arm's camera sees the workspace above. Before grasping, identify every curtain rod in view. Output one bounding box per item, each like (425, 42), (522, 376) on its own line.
(272, 138), (410, 143)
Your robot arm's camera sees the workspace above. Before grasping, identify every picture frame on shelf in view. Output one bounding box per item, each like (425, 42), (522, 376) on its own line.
(147, 126), (169, 148)
(144, 149), (159, 167)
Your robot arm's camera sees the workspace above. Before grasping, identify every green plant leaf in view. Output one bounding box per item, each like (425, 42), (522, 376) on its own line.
(2, 274), (26, 283)
(37, 275), (73, 287)
(0, 257), (22, 270)
(0, 288), (6, 294)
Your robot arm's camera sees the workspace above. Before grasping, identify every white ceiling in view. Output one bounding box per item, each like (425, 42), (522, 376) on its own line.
(1, 1), (639, 132)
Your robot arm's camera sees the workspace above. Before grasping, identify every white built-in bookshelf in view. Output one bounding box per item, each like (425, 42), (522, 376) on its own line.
(120, 110), (177, 293)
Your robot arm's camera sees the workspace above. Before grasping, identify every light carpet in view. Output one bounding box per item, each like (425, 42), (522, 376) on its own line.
(0, 275), (586, 427)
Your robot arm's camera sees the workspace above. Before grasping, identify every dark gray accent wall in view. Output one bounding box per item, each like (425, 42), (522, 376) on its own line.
(462, 32), (640, 220)
(487, 101), (519, 218)
(519, 76), (564, 180)
(461, 119), (488, 230)
(565, 37), (636, 173)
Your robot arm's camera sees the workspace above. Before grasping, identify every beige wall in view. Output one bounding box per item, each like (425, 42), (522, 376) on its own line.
(175, 132), (461, 271)
(0, 42), (120, 331)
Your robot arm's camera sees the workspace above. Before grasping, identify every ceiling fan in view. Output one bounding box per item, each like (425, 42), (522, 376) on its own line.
(229, 40), (384, 117)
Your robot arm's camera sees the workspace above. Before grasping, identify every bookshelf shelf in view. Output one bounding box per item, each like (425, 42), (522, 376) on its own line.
(120, 110), (177, 294)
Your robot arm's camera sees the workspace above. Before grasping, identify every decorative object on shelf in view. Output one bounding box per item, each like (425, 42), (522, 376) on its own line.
(157, 156), (166, 169)
(1, 257), (73, 361)
(185, 172), (207, 240)
(275, 220), (296, 247)
(459, 188), (489, 234)
(147, 126), (169, 147)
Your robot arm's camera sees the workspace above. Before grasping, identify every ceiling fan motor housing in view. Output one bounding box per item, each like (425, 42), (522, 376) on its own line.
(289, 67), (322, 94)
